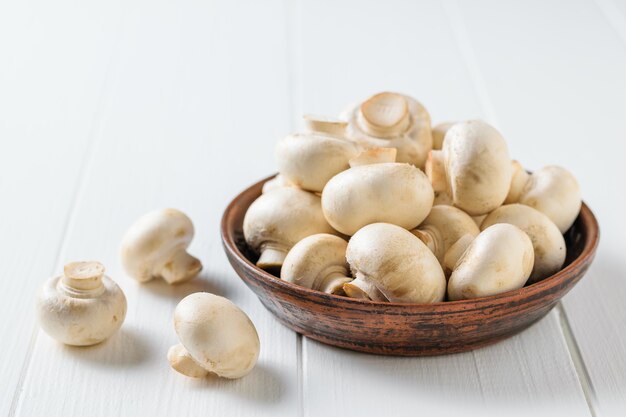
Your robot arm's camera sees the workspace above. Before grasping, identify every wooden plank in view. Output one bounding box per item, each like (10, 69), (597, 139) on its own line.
(0, 1), (122, 414)
(13, 1), (299, 416)
(297, 1), (591, 416)
(454, 0), (626, 415)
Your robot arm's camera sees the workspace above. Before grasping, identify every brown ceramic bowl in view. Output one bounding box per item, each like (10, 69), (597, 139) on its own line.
(221, 175), (599, 356)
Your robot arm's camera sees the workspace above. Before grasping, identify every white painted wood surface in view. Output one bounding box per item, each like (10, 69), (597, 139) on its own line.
(1, 0), (625, 416)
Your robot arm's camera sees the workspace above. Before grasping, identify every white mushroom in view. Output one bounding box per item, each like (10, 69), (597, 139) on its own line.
(36, 261), (127, 346)
(262, 174), (295, 194)
(506, 165), (581, 233)
(168, 293), (259, 379)
(447, 223), (534, 301)
(504, 160), (530, 204)
(281, 234), (352, 294)
(411, 205), (480, 275)
(343, 223), (446, 303)
(481, 204), (566, 283)
(243, 187), (336, 270)
(322, 151), (434, 236)
(426, 120), (512, 215)
(276, 116), (361, 193)
(120, 208), (202, 285)
(342, 92), (433, 168)
(432, 121), (456, 150)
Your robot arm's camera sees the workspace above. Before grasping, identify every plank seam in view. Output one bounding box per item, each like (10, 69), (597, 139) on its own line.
(594, 0), (626, 45)
(8, 23), (122, 417)
(557, 303), (602, 417)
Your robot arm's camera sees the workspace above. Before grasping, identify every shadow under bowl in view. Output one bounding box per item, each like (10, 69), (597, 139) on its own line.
(221, 175), (599, 356)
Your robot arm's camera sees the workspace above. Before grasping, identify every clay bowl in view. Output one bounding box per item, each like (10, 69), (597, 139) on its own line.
(221, 175), (600, 356)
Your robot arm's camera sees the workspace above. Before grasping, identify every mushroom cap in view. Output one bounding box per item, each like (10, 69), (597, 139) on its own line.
(432, 121), (456, 150)
(413, 205), (480, 264)
(346, 223), (446, 303)
(342, 92), (433, 168)
(482, 204), (566, 283)
(448, 223), (534, 301)
(243, 187), (336, 254)
(518, 166), (581, 233)
(322, 162), (434, 236)
(173, 293), (260, 379)
(440, 120), (512, 215)
(505, 160), (530, 204)
(120, 208), (199, 282)
(37, 264), (127, 346)
(281, 234), (349, 291)
(276, 129), (360, 193)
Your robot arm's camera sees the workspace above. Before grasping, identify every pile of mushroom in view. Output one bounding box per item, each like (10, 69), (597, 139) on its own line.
(246, 91), (582, 302)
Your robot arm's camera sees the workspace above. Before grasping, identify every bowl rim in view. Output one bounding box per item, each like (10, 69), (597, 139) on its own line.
(221, 174), (600, 311)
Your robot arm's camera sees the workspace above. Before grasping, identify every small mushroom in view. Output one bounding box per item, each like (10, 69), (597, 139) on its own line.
(507, 165), (581, 233)
(275, 115), (361, 193)
(343, 223), (446, 303)
(243, 187), (336, 270)
(411, 205), (480, 275)
(481, 204), (566, 283)
(36, 261), (127, 346)
(321, 151), (434, 236)
(426, 120), (512, 215)
(342, 92), (433, 168)
(281, 234), (352, 294)
(120, 208), (202, 285)
(447, 223), (534, 300)
(168, 293), (259, 379)
(432, 121), (456, 150)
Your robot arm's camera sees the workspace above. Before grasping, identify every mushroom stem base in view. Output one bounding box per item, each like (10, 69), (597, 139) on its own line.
(257, 247), (288, 270)
(160, 251), (203, 285)
(168, 344), (209, 378)
(343, 277), (387, 301)
(319, 275), (352, 295)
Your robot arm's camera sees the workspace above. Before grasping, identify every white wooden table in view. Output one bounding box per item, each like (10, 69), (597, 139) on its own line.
(1, 0), (625, 415)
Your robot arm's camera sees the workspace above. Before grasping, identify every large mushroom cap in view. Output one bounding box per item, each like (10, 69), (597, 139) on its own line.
(346, 223), (446, 303)
(281, 234), (351, 294)
(448, 223), (534, 301)
(430, 120), (512, 215)
(322, 162), (434, 236)
(120, 208), (202, 284)
(173, 293), (260, 379)
(518, 165), (581, 233)
(276, 116), (360, 192)
(481, 204), (566, 283)
(342, 92), (433, 168)
(243, 187), (336, 269)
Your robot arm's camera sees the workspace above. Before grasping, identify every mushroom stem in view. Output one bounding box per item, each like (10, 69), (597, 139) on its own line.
(59, 261), (105, 295)
(358, 92), (411, 138)
(303, 115), (348, 138)
(443, 234), (474, 275)
(348, 148), (397, 167)
(342, 275), (387, 301)
(256, 245), (288, 270)
(167, 343), (210, 378)
(160, 250), (203, 285)
(411, 229), (438, 257)
(318, 272), (352, 295)
(426, 150), (447, 193)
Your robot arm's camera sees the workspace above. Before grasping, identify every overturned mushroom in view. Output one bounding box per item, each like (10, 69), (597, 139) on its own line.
(168, 293), (259, 379)
(507, 165), (581, 233)
(120, 208), (202, 285)
(276, 115), (361, 193)
(322, 150), (434, 236)
(244, 187), (336, 270)
(481, 204), (566, 283)
(37, 261), (127, 346)
(343, 223), (446, 303)
(281, 234), (351, 294)
(411, 205), (480, 275)
(426, 120), (511, 216)
(448, 223), (534, 301)
(342, 92), (433, 168)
